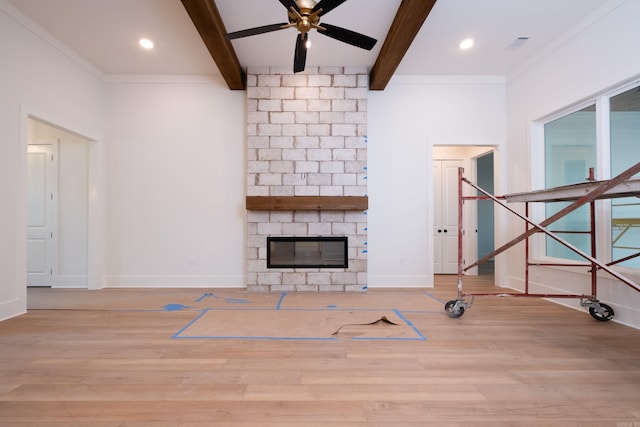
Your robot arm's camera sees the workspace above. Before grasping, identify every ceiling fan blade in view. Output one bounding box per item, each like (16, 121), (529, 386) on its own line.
(317, 23), (377, 50)
(279, 0), (299, 11)
(312, 0), (348, 16)
(293, 32), (308, 73)
(225, 23), (287, 40)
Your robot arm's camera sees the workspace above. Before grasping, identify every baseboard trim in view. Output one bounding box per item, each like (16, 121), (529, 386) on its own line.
(103, 275), (245, 288)
(367, 275), (433, 288)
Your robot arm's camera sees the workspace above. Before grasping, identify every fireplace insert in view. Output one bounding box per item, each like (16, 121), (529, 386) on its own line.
(267, 236), (348, 268)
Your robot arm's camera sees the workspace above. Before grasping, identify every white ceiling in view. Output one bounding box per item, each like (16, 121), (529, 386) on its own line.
(6, 0), (611, 78)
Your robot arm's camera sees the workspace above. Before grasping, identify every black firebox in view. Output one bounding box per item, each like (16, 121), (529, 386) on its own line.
(267, 236), (348, 268)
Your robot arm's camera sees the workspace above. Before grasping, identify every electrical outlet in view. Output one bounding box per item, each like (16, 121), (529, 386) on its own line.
(400, 257), (406, 266)
(187, 256), (195, 266)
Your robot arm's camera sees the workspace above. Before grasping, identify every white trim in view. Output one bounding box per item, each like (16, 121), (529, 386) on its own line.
(87, 139), (103, 290)
(0, 0), (105, 81)
(530, 121), (545, 191)
(529, 77), (640, 279)
(596, 95), (612, 264)
(367, 275), (434, 288)
(104, 275), (246, 288)
(21, 106), (104, 292)
(105, 74), (224, 84)
(0, 298), (26, 322)
(507, 0), (629, 82)
(388, 75), (506, 86)
(532, 78), (640, 127)
(53, 275), (88, 288)
(536, 99), (597, 124)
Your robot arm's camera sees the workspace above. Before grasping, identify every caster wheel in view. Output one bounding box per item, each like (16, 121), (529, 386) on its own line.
(445, 300), (465, 318)
(589, 302), (614, 321)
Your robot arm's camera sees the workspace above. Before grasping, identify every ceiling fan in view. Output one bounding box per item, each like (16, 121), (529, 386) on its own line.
(224, 0), (377, 73)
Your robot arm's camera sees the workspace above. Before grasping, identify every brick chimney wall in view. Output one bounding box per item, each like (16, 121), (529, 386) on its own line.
(246, 66), (368, 292)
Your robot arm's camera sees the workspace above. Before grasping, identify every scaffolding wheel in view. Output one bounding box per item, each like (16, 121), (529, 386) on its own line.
(445, 300), (465, 318)
(588, 302), (615, 322)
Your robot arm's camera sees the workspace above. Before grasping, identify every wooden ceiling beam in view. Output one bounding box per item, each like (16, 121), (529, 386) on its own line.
(369, 0), (437, 91)
(181, 0), (246, 90)
(183, 0), (436, 91)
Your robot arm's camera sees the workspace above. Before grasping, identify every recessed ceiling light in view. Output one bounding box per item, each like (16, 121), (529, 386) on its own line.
(459, 38), (474, 50)
(138, 38), (154, 50)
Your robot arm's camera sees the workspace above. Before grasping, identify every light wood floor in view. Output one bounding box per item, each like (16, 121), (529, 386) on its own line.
(1, 275), (640, 426)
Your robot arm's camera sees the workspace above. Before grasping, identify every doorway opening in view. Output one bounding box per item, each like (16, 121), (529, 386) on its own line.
(432, 146), (495, 276)
(27, 118), (90, 288)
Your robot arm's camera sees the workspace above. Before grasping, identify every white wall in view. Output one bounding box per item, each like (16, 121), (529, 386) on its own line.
(104, 77), (246, 287)
(367, 76), (506, 287)
(104, 74), (505, 290)
(506, 0), (640, 327)
(0, 0), (106, 320)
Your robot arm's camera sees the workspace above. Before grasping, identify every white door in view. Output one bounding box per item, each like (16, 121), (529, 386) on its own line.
(433, 160), (463, 274)
(27, 143), (58, 286)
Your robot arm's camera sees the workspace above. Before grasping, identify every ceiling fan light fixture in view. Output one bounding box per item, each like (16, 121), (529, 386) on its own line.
(296, 0), (317, 9)
(459, 38), (474, 50)
(305, 39), (312, 48)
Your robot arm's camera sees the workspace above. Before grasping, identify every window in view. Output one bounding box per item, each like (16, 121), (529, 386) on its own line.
(542, 83), (640, 269)
(610, 87), (640, 268)
(544, 105), (597, 260)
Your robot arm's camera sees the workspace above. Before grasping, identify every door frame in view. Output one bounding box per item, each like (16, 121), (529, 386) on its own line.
(432, 145), (497, 277)
(20, 107), (103, 292)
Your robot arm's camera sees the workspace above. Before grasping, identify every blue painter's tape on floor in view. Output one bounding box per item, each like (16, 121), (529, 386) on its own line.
(163, 303), (192, 311)
(393, 309), (427, 341)
(171, 309), (208, 339)
(225, 298), (249, 304)
(276, 292), (287, 310)
(195, 292), (218, 302)
(178, 335), (337, 341)
(424, 292), (447, 304)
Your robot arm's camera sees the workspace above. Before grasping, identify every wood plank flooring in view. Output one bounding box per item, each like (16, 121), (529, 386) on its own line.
(1, 275), (639, 426)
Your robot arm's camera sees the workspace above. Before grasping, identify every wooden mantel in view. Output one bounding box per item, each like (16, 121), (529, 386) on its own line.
(246, 196), (368, 211)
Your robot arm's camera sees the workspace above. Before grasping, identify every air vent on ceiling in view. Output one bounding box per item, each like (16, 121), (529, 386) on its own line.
(505, 36), (530, 50)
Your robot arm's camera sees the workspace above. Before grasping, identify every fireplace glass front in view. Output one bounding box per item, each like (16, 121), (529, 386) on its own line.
(267, 236), (348, 268)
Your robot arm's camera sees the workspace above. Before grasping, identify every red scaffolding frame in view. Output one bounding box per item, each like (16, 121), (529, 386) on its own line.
(445, 162), (640, 321)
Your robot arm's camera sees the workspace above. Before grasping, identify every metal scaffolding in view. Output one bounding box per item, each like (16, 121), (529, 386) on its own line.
(445, 162), (640, 321)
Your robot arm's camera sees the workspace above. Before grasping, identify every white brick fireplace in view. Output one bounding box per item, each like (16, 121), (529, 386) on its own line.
(246, 66), (368, 292)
